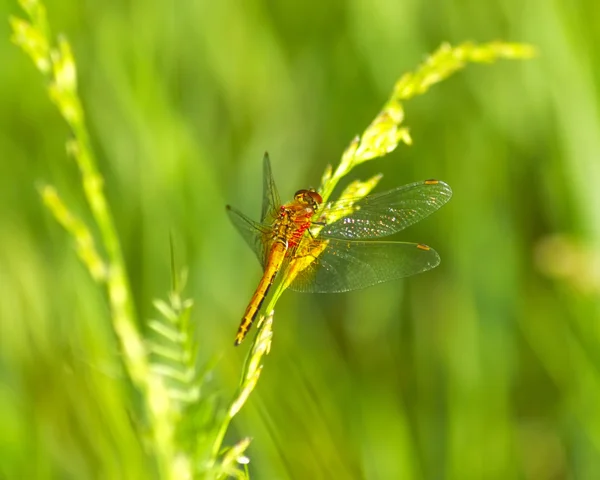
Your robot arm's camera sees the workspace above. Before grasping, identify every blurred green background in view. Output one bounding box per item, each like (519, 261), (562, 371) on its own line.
(2, 0), (600, 478)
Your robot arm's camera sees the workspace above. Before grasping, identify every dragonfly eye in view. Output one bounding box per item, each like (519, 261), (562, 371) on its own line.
(307, 190), (323, 205)
(294, 189), (323, 208)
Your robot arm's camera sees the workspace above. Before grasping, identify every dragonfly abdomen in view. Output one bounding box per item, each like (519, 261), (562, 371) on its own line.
(234, 240), (287, 345)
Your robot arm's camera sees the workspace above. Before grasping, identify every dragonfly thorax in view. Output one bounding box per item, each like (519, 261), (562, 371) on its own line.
(271, 191), (321, 249)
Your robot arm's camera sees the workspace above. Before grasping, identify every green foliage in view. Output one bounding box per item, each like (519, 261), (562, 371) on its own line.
(318, 41), (535, 205)
(9, 1), (242, 478)
(245, 40), (534, 369)
(211, 38), (534, 478)
(3, 0), (600, 479)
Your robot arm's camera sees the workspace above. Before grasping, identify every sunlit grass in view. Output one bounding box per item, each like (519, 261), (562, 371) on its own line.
(216, 40), (535, 472)
(11, 1), (237, 478)
(7, 0), (561, 478)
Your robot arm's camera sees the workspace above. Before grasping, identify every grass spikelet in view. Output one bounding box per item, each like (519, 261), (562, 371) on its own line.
(214, 40), (535, 473)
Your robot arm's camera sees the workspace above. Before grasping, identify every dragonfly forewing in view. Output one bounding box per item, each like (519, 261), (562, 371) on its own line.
(261, 153), (281, 223)
(319, 180), (452, 240)
(226, 204), (270, 267)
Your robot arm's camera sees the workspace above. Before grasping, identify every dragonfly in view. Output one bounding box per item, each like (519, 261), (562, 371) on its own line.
(226, 153), (452, 345)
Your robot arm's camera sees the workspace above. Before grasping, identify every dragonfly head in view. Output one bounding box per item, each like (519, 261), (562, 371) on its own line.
(294, 189), (323, 210)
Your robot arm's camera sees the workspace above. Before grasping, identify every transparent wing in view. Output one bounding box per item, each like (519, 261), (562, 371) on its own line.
(261, 152), (281, 223)
(318, 180), (452, 239)
(226, 205), (270, 267)
(287, 239), (440, 293)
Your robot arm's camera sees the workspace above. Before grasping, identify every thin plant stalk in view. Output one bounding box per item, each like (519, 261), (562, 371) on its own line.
(210, 40), (536, 470)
